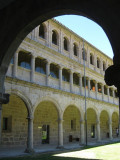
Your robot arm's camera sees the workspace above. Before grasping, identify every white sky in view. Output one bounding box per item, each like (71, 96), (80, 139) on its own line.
(55, 15), (113, 58)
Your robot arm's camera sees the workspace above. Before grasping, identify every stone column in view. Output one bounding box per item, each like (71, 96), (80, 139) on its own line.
(102, 84), (104, 101)
(109, 120), (113, 140)
(79, 74), (82, 96)
(95, 81), (98, 99)
(30, 55), (35, 82)
(94, 54), (97, 71)
(46, 60), (50, 86)
(107, 87), (110, 102)
(59, 66), (63, 90)
(13, 51), (18, 78)
(70, 70), (73, 93)
(87, 48), (90, 68)
(80, 120), (85, 145)
(79, 43), (82, 64)
(112, 90), (115, 103)
(0, 103), (2, 144)
(88, 78), (91, 97)
(47, 21), (51, 47)
(96, 119), (101, 141)
(25, 117), (34, 153)
(59, 29), (63, 53)
(69, 35), (73, 59)
(57, 118), (64, 148)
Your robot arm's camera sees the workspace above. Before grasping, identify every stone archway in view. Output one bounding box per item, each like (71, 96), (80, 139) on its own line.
(2, 94), (28, 147)
(63, 105), (81, 144)
(34, 100), (59, 146)
(112, 112), (119, 138)
(100, 110), (109, 140)
(86, 108), (97, 142)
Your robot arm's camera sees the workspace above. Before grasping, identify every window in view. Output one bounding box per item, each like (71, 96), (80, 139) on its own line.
(18, 51), (31, 70)
(73, 43), (78, 56)
(109, 88), (113, 97)
(71, 119), (76, 131)
(39, 23), (45, 38)
(82, 77), (88, 88)
(35, 58), (46, 74)
(62, 68), (70, 82)
(103, 62), (106, 71)
(104, 86), (107, 95)
(90, 80), (95, 91)
(91, 124), (95, 138)
(90, 53), (94, 65)
(97, 58), (100, 68)
(3, 116), (12, 132)
(50, 63), (59, 79)
(73, 73), (79, 85)
(82, 48), (87, 61)
(64, 37), (68, 51)
(115, 90), (118, 98)
(52, 30), (57, 45)
(98, 83), (102, 93)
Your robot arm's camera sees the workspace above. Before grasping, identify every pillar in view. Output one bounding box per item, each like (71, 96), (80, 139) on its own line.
(25, 117), (34, 153)
(30, 55), (35, 82)
(13, 51), (18, 78)
(109, 120), (113, 140)
(96, 119), (101, 141)
(80, 120), (85, 145)
(70, 35), (73, 59)
(70, 70), (73, 93)
(59, 66), (63, 90)
(46, 60), (50, 86)
(107, 87), (110, 102)
(95, 81), (98, 99)
(57, 118), (64, 148)
(59, 29), (63, 53)
(113, 90), (115, 103)
(102, 84), (104, 101)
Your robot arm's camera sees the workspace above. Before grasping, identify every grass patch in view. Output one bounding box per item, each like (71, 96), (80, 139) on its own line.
(1, 142), (120, 160)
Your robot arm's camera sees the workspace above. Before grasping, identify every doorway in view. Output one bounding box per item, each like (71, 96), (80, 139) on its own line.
(42, 125), (49, 144)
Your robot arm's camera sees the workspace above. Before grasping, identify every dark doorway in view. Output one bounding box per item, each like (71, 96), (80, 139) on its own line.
(42, 125), (49, 144)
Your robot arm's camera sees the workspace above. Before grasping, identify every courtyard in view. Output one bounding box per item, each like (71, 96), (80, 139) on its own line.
(0, 141), (120, 160)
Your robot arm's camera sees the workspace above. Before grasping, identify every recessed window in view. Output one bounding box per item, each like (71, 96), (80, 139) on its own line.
(18, 51), (31, 70)
(73, 43), (78, 56)
(62, 68), (70, 82)
(35, 58), (46, 74)
(39, 23), (45, 39)
(97, 58), (100, 68)
(73, 73), (79, 85)
(104, 85), (107, 95)
(90, 80), (95, 91)
(82, 77), (88, 88)
(109, 88), (113, 97)
(3, 116), (12, 132)
(50, 63), (59, 79)
(52, 30), (57, 45)
(98, 83), (102, 93)
(64, 37), (68, 51)
(82, 48), (87, 61)
(90, 53), (94, 65)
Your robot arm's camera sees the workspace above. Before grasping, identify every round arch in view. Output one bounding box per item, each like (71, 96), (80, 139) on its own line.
(112, 111), (119, 138)
(33, 96), (61, 117)
(6, 89), (33, 118)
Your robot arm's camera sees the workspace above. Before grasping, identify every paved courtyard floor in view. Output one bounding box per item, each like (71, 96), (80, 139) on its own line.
(0, 138), (119, 158)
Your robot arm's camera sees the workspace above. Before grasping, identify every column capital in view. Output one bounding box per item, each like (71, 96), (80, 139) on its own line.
(80, 120), (85, 124)
(58, 118), (63, 123)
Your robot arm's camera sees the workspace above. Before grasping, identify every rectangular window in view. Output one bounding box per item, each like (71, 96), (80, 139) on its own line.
(3, 118), (8, 130)
(3, 116), (12, 132)
(71, 119), (76, 131)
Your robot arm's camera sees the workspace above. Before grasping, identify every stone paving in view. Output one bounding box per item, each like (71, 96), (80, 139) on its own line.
(0, 139), (119, 158)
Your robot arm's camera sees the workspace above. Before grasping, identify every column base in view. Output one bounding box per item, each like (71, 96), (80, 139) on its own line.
(24, 148), (35, 153)
(56, 145), (64, 149)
